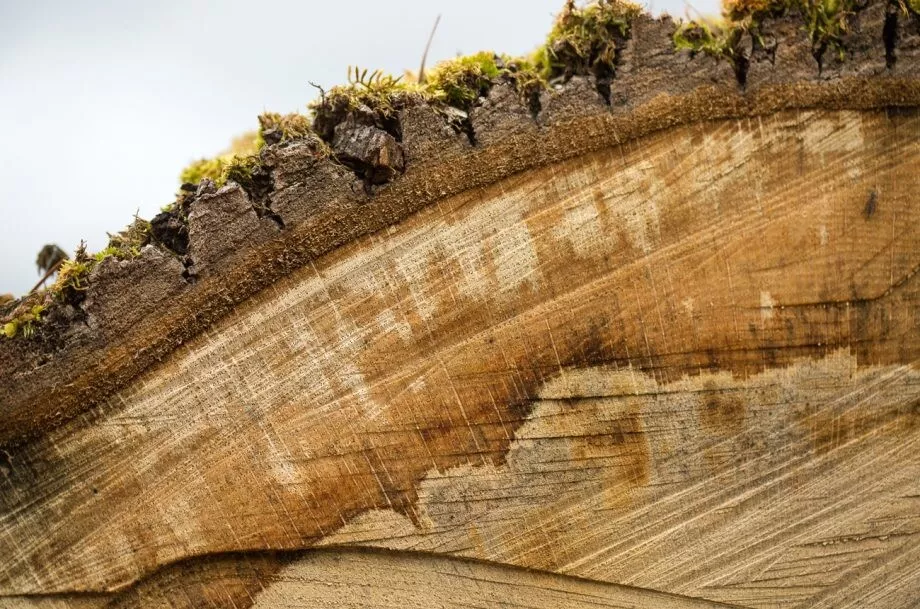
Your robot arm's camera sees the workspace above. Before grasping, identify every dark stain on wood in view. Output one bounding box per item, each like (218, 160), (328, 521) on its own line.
(864, 188), (878, 219)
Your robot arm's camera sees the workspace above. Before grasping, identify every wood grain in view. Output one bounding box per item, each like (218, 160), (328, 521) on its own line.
(1, 108), (918, 608)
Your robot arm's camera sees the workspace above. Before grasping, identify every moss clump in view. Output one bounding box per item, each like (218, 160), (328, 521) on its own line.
(724, 0), (779, 21)
(425, 51), (501, 109)
(177, 112), (324, 190)
(1, 224), (151, 339)
(501, 56), (548, 101)
(220, 154), (264, 192)
(258, 112), (313, 145)
(801, 0), (862, 57)
(179, 129), (264, 187)
(422, 52), (548, 112)
(310, 67), (422, 141)
(178, 151), (264, 190)
(724, 0), (863, 57)
(180, 157), (225, 186)
(535, 0), (643, 82)
(50, 243), (94, 305)
(674, 19), (743, 60)
(101, 218), (151, 261)
(2, 304), (45, 339)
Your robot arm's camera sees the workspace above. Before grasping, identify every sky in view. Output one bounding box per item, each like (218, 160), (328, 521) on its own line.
(0, 0), (717, 296)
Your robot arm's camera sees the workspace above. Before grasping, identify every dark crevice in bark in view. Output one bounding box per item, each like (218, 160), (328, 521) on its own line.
(238, 167), (286, 230)
(885, 2), (899, 68)
(526, 88), (543, 120)
(734, 52), (750, 88)
(596, 78), (613, 105)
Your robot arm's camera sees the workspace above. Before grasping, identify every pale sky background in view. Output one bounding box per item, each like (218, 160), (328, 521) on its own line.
(0, 0), (716, 296)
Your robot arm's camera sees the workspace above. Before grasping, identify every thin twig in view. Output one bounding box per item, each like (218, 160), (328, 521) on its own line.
(29, 260), (63, 294)
(418, 14), (442, 85)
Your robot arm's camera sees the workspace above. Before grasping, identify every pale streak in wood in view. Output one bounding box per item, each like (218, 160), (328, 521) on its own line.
(249, 549), (738, 609)
(1, 110), (918, 608)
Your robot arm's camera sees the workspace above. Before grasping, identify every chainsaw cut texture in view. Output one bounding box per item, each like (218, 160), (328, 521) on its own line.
(1, 2), (920, 607)
(1, 108), (919, 609)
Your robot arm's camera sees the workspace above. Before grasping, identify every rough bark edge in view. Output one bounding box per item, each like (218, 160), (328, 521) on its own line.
(0, 5), (918, 448)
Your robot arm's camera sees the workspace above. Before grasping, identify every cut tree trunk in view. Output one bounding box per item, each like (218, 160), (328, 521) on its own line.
(2, 9), (920, 609)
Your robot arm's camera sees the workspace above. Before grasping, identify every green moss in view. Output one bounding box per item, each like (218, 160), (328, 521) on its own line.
(309, 67), (423, 141)
(179, 151), (265, 189)
(536, 0), (644, 80)
(52, 259), (91, 297)
(102, 218), (151, 260)
(13, 231), (147, 333)
(502, 56), (547, 98)
(179, 129), (265, 187)
(3, 223), (149, 339)
(180, 157), (225, 185)
(220, 154), (262, 191)
(227, 130), (263, 156)
(674, 19), (742, 61)
(804, 0), (861, 55)
(723, 0), (862, 55)
(723, 0), (785, 22)
(49, 243), (93, 305)
(425, 52), (501, 109)
(258, 112), (313, 143)
(2, 304), (45, 339)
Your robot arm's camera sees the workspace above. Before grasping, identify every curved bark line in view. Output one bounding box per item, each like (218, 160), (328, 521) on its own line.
(1, 79), (919, 451)
(0, 0), (918, 449)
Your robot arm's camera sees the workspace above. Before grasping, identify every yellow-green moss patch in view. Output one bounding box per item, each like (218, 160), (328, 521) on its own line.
(425, 52), (501, 109)
(258, 112), (314, 144)
(50, 244), (93, 305)
(536, 0), (644, 81)
(310, 67), (423, 140)
(674, 19), (742, 61)
(179, 129), (264, 187)
(2, 304), (45, 339)
(425, 53), (548, 111)
(102, 218), (151, 260)
(724, 0), (864, 56)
